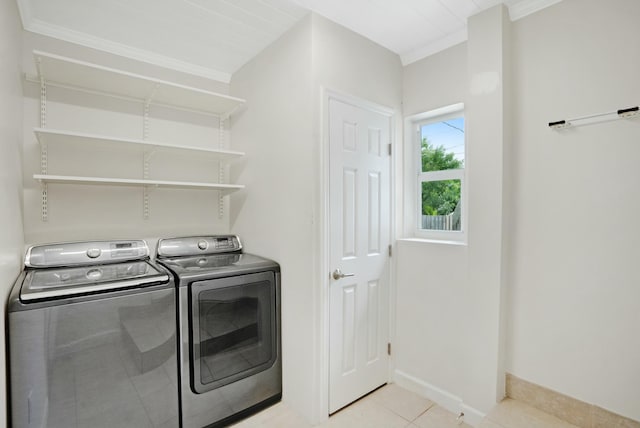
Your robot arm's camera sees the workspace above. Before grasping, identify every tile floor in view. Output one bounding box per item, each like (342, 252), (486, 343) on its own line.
(231, 383), (470, 428)
(232, 384), (591, 428)
(479, 398), (580, 428)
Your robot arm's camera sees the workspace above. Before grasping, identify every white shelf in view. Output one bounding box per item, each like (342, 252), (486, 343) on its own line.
(34, 174), (245, 194)
(31, 50), (247, 220)
(34, 128), (245, 161)
(33, 50), (246, 117)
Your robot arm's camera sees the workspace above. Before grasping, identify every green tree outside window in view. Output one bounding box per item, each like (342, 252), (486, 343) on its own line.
(421, 139), (463, 216)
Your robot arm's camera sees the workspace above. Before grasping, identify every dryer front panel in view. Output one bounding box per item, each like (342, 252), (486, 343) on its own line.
(189, 271), (277, 394)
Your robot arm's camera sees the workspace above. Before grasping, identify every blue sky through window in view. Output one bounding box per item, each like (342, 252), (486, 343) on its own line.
(420, 117), (465, 163)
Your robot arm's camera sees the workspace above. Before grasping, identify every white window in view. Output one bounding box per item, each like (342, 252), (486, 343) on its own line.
(406, 103), (466, 242)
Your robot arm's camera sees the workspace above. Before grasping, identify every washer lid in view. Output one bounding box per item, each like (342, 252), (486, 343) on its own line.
(20, 260), (169, 302)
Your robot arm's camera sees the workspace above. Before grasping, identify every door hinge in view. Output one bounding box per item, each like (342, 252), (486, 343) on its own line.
(388, 244), (392, 257)
(387, 343), (391, 356)
(388, 144), (392, 156)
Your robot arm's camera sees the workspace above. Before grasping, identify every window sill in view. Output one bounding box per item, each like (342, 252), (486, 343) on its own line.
(397, 237), (468, 247)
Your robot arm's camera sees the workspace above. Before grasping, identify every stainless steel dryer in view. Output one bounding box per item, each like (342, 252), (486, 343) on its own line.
(7, 240), (179, 428)
(156, 235), (281, 428)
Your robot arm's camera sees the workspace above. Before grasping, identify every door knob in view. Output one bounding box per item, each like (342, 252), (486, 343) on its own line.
(332, 268), (355, 280)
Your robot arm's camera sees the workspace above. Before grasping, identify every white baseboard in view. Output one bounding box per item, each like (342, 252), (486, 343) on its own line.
(460, 402), (486, 427)
(393, 369), (486, 427)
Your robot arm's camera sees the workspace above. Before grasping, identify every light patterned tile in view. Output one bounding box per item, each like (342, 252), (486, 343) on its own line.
(322, 410), (363, 428)
(477, 419), (505, 428)
(413, 405), (471, 428)
(487, 399), (579, 428)
(367, 384), (435, 421)
(249, 409), (311, 427)
(325, 398), (412, 428)
(230, 402), (311, 428)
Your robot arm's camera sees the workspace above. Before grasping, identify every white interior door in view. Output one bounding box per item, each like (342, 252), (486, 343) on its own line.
(328, 96), (391, 414)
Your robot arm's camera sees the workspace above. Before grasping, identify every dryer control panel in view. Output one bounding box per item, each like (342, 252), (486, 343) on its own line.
(157, 235), (242, 258)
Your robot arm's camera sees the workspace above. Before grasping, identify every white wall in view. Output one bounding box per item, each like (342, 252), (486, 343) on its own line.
(310, 14), (402, 112)
(229, 15), (316, 422)
(230, 13), (402, 424)
(395, 40), (471, 406)
(507, 0), (640, 421)
(21, 32), (233, 246)
(402, 42), (467, 118)
(0, 0), (25, 424)
(399, 0), (640, 423)
(395, 7), (510, 423)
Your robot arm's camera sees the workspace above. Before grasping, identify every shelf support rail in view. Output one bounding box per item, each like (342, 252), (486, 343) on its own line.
(142, 85), (159, 219)
(218, 116), (225, 219)
(142, 150), (156, 219)
(38, 58), (49, 222)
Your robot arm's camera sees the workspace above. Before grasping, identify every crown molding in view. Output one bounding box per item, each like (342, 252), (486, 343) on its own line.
(22, 17), (232, 83)
(509, 0), (563, 21)
(400, 0), (563, 66)
(16, 0), (562, 78)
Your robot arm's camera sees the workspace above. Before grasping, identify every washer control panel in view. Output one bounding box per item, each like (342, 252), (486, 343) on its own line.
(25, 240), (149, 267)
(157, 235), (242, 258)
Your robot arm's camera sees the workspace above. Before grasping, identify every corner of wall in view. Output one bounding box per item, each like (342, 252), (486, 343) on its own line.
(497, 0), (513, 406)
(0, 0), (26, 425)
(229, 13), (318, 424)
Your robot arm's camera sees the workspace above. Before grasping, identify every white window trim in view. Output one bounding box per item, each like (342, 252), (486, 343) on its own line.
(404, 103), (467, 243)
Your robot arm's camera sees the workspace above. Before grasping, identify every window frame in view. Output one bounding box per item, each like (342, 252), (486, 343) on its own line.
(406, 103), (467, 243)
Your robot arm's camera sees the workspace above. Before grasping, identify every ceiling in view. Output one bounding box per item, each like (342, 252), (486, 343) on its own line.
(16, 0), (561, 83)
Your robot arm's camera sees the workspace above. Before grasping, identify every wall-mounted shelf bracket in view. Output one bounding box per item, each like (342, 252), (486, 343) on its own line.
(218, 116), (226, 219)
(143, 184), (157, 219)
(141, 85), (159, 220)
(549, 105), (639, 129)
(143, 101), (151, 141)
(40, 181), (48, 222)
(142, 84), (160, 141)
(39, 61), (49, 222)
(143, 150), (157, 165)
(142, 150), (157, 219)
(40, 140), (49, 221)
